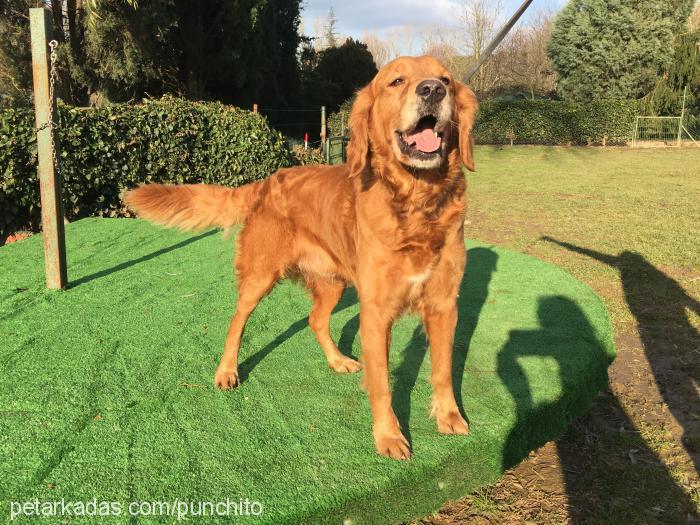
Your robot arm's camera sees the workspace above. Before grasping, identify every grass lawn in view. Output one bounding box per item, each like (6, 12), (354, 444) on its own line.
(0, 192), (617, 521)
(421, 146), (700, 524)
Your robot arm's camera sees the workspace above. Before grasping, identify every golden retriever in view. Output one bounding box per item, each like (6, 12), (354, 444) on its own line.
(124, 56), (478, 460)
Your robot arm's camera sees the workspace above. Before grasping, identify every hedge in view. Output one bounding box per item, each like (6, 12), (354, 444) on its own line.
(0, 97), (292, 235)
(1, 96), (642, 235)
(329, 97), (639, 146)
(473, 99), (640, 146)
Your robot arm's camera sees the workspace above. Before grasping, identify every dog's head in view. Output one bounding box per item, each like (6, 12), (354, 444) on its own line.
(347, 55), (478, 179)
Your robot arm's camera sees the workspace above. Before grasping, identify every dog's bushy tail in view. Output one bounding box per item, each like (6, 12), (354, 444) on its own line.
(124, 183), (261, 231)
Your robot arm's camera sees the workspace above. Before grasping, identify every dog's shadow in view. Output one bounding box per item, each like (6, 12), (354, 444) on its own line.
(237, 247), (498, 447)
(237, 287), (360, 383)
(391, 247), (498, 445)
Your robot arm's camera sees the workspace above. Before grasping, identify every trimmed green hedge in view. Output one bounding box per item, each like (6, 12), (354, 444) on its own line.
(473, 99), (640, 146)
(1, 96), (641, 235)
(329, 97), (639, 146)
(0, 97), (292, 235)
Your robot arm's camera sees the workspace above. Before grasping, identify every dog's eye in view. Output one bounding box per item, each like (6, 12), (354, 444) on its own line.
(440, 77), (450, 85)
(390, 78), (404, 87)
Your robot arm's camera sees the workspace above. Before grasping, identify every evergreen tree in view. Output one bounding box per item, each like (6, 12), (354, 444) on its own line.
(0, 0), (303, 106)
(641, 30), (700, 134)
(547, 0), (695, 100)
(82, 1), (179, 104)
(0, 0), (33, 104)
(323, 6), (337, 49)
(310, 38), (377, 112)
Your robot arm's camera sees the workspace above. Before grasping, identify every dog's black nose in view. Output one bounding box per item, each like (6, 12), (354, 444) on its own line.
(416, 79), (446, 103)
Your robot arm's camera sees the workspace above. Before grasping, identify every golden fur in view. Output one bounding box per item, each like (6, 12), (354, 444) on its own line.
(124, 56), (479, 460)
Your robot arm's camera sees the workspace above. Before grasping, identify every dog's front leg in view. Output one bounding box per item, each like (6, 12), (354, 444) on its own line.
(360, 303), (410, 460)
(423, 306), (469, 435)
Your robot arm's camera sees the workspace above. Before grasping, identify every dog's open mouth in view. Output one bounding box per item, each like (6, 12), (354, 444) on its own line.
(396, 115), (444, 158)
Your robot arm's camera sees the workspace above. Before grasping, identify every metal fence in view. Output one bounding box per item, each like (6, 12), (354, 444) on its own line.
(324, 136), (349, 165)
(632, 116), (683, 147)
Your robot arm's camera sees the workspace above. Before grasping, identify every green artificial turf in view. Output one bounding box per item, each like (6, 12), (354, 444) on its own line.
(0, 218), (615, 524)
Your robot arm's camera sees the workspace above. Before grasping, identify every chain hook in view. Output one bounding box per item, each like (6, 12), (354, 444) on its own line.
(38, 39), (61, 176)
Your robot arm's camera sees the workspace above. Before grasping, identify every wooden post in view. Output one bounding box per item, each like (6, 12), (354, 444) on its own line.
(252, 103), (258, 114)
(320, 105), (327, 161)
(30, 8), (67, 289)
(677, 86), (687, 146)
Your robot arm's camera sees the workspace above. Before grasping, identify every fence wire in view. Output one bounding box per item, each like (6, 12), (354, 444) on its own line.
(633, 117), (682, 146)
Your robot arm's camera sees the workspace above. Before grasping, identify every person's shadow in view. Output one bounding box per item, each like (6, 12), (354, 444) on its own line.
(543, 236), (700, 474)
(498, 296), (612, 470)
(498, 293), (700, 521)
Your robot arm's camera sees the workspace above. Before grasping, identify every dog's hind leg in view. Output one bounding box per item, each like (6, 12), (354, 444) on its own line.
(214, 273), (276, 389)
(307, 279), (362, 374)
(215, 209), (294, 389)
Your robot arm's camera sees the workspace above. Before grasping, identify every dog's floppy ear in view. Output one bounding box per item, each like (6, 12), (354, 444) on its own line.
(346, 85), (374, 178)
(454, 81), (478, 172)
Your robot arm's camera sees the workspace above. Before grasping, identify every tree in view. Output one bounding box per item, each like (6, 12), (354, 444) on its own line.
(641, 29), (700, 134)
(548, 0), (696, 100)
(361, 30), (395, 69)
(0, 0), (303, 106)
(302, 38), (377, 112)
(457, 0), (503, 95)
(692, 2), (700, 31)
(173, 0), (303, 107)
(0, 0), (33, 104)
(81, 1), (179, 104)
(322, 6), (338, 49)
(495, 11), (556, 99)
(0, 0), (176, 105)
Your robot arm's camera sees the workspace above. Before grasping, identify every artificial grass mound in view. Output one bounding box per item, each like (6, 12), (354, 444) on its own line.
(0, 218), (615, 524)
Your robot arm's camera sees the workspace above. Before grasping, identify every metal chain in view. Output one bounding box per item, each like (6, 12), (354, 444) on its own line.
(36, 40), (60, 177)
(48, 39), (59, 177)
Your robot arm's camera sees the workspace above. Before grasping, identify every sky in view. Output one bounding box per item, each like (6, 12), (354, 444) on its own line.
(301, 0), (568, 54)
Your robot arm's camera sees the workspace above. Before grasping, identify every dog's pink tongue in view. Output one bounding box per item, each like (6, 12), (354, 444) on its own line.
(406, 129), (441, 153)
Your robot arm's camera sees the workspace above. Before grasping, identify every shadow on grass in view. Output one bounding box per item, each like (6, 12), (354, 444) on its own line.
(70, 230), (218, 288)
(238, 287), (359, 383)
(498, 295), (612, 470)
(539, 236), (700, 521)
(392, 247), (499, 445)
(543, 237), (700, 474)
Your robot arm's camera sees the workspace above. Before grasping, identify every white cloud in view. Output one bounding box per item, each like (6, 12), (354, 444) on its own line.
(301, 0), (566, 43)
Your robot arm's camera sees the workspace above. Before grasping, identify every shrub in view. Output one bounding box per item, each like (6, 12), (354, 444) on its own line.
(290, 145), (324, 165)
(473, 99), (640, 145)
(0, 96), (292, 235)
(328, 97), (639, 146)
(327, 97), (354, 138)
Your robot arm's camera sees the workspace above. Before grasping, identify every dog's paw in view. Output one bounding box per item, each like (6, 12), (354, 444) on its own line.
(374, 431), (411, 460)
(436, 410), (469, 435)
(328, 356), (362, 374)
(214, 367), (240, 390)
